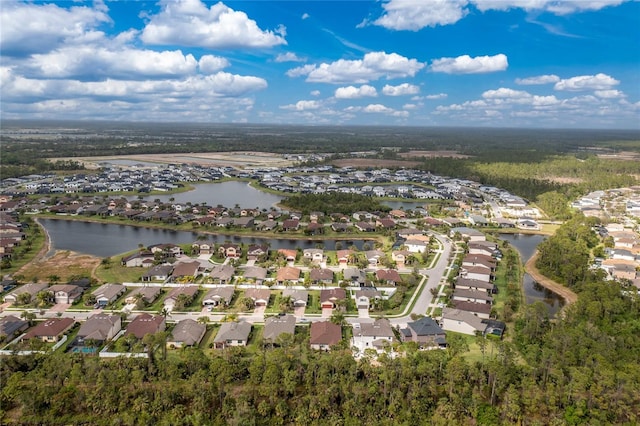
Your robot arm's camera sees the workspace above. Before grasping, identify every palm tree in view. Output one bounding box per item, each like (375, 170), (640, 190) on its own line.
(329, 311), (347, 327)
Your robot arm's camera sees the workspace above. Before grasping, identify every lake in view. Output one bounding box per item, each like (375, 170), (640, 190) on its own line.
(39, 219), (365, 258)
(499, 233), (565, 316)
(149, 181), (284, 209)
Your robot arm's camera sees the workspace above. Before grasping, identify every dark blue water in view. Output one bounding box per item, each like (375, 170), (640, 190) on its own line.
(40, 219), (365, 258)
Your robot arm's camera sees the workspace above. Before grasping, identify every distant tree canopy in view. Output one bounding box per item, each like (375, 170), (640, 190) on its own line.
(281, 193), (391, 215)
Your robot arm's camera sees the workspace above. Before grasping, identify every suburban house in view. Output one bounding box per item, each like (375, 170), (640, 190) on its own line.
(3, 283), (48, 304)
(376, 269), (402, 286)
(462, 254), (497, 271)
(355, 221), (376, 232)
(121, 251), (155, 267)
(218, 243), (241, 259)
(309, 321), (342, 351)
(202, 286), (235, 307)
(276, 266), (302, 285)
(191, 241), (213, 255)
(141, 264), (173, 282)
(309, 268), (333, 285)
(468, 241), (499, 257)
(277, 249), (297, 263)
(453, 300), (492, 319)
(440, 308), (487, 336)
(164, 285), (199, 311)
(244, 288), (271, 307)
(450, 227), (486, 242)
(282, 219), (300, 231)
(453, 288), (494, 305)
(364, 250), (385, 265)
(336, 249), (354, 265)
(352, 318), (395, 353)
(171, 261), (200, 281)
(0, 315), (29, 341)
(320, 288), (347, 309)
(209, 265), (235, 284)
(404, 239), (428, 254)
(455, 277), (496, 294)
(342, 268), (367, 287)
(48, 284), (84, 304)
(167, 319), (206, 348)
(22, 318), (75, 343)
(247, 244), (269, 260)
(282, 289), (308, 307)
(76, 313), (122, 345)
(354, 289), (382, 310)
(460, 266), (493, 283)
(263, 314), (296, 345)
(125, 313), (166, 339)
(242, 266), (268, 284)
(213, 321), (252, 349)
(303, 248), (324, 263)
(92, 283), (126, 307)
(124, 286), (161, 305)
(401, 317), (447, 349)
(148, 243), (183, 258)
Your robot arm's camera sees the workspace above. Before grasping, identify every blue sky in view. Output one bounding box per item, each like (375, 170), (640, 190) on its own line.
(1, 0), (639, 128)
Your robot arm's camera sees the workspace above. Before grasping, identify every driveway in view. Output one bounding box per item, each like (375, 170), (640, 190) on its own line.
(293, 306), (306, 318)
(50, 303), (71, 313)
(253, 305), (267, 316)
(322, 307), (333, 318)
(358, 308), (370, 319)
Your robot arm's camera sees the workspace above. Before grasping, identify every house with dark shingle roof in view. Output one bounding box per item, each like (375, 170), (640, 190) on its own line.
(310, 321), (342, 351)
(263, 314), (296, 344)
(125, 313), (166, 339)
(213, 321), (252, 349)
(167, 319), (206, 348)
(23, 318), (75, 343)
(0, 315), (29, 341)
(401, 317), (446, 349)
(77, 313), (121, 344)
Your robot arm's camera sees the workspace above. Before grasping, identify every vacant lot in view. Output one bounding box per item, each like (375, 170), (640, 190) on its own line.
(52, 151), (294, 169)
(18, 251), (101, 283)
(331, 158), (423, 168)
(398, 150), (472, 159)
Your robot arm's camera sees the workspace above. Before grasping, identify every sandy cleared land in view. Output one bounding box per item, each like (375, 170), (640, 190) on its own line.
(52, 151), (295, 169)
(17, 250), (101, 283)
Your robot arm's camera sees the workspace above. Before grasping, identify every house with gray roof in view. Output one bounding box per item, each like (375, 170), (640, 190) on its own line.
(3, 283), (48, 304)
(0, 315), (29, 341)
(263, 314), (296, 344)
(167, 319), (206, 348)
(213, 321), (252, 349)
(453, 288), (493, 304)
(202, 286), (235, 307)
(125, 286), (161, 305)
(401, 317), (446, 349)
(440, 308), (487, 336)
(282, 289), (308, 307)
(242, 266), (268, 284)
(352, 318), (395, 353)
(142, 264), (173, 282)
(77, 313), (121, 344)
(92, 283), (126, 307)
(209, 264), (235, 284)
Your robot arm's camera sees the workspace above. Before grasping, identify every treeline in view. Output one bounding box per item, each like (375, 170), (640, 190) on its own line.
(535, 214), (600, 290)
(281, 193), (391, 215)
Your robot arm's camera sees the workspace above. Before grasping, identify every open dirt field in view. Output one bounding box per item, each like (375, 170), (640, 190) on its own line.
(596, 151), (640, 161)
(53, 151), (294, 169)
(17, 250), (101, 283)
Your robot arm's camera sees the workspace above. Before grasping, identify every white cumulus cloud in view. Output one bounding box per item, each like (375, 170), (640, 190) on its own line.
(430, 54), (508, 74)
(335, 85), (378, 99)
(275, 52), (305, 63)
(199, 55), (230, 74)
(0, 2), (110, 56)
(425, 93), (448, 100)
(554, 73), (620, 91)
(594, 89), (625, 98)
(141, 0), (287, 48)
(371, 0), (468, 30)
(287, 51), (424, 84)
(515, 74), (560, 85)
(280, 100), (322, 111)
(382, 83), (420, 96)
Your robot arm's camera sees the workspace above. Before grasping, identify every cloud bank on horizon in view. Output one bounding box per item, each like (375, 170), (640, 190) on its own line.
(1, 0), (638, 129)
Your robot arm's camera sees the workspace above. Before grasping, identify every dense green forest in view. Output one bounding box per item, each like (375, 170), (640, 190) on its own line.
(281, 193), (391, 215)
